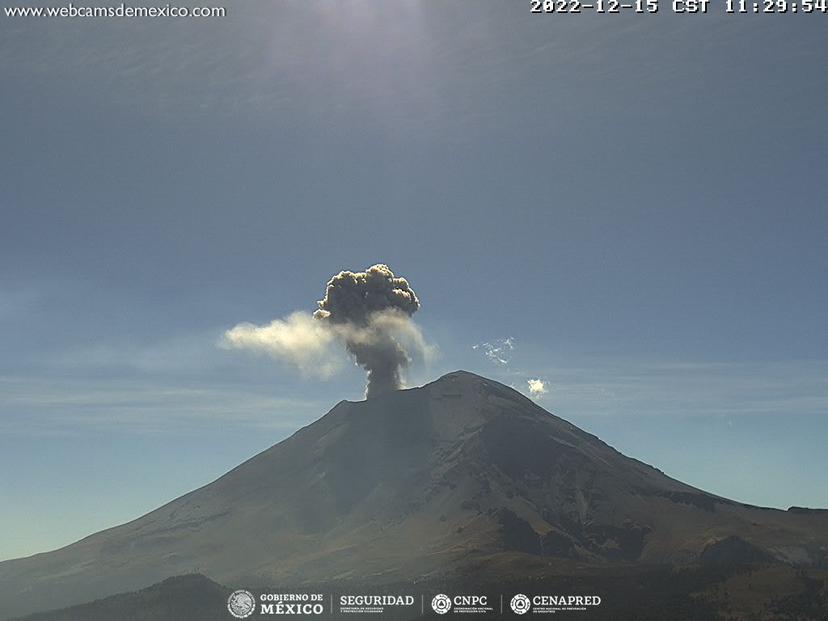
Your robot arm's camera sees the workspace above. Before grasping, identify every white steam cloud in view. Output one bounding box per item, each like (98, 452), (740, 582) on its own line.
(527, 378), (548, 399)
(222, 311), (341, 378)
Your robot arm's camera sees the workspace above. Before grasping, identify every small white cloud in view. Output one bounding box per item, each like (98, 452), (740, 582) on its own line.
(473, 337), (515, 366)
(527, 378), (548, 399)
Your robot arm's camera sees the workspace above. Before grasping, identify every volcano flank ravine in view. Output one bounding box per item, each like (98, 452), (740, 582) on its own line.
(2, 371), (828, 620)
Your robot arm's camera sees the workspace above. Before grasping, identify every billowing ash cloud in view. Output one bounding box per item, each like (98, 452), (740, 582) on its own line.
(223, 264), (429, 398)
(314, 264), (420, 325)
(314, 264), (421, 398)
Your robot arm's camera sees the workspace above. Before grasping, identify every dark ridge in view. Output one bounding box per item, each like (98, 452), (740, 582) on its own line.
(12, 574), (228, 621)
(494, 508), (541, 555)
(699, 535), (774, 566)
(657, 490), (717, 512)
(788, 506), (828, 514)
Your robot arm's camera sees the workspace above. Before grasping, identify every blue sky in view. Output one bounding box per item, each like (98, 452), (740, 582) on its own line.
(1, 1), (827, 561)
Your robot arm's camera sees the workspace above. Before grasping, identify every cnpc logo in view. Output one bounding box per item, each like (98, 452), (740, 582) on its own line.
(431, 593), (489, 614)
(431, 594), (452, 614)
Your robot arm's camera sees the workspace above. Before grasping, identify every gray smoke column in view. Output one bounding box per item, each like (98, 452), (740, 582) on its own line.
(314, 264), (421, 398)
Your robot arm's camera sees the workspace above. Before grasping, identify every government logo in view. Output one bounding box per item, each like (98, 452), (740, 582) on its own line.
(227, 589), (256, 619)
(431, 593), (452, 614)
(512, 594), (602, 614)
(510, 593), (531, 615)
(430, 594), (492, 615)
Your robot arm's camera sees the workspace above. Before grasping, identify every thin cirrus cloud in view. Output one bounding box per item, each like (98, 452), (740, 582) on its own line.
(0, 375), (330, 435)
(473, 337), (515, 366)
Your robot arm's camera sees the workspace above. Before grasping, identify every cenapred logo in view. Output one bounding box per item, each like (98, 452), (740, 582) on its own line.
(510, 593), (602, 615)
(227, 589), (256, 619)
(510, 593), (531, 615)
(431, 593), (452, 614)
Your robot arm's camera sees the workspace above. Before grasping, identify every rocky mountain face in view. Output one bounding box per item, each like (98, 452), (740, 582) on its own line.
(1, 371), (826, 619)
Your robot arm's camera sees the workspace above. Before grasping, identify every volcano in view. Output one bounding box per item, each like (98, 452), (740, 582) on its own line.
(2, 371), (827, 619)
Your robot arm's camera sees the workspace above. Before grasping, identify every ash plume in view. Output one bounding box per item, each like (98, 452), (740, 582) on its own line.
(223, 264), (429, 398)
(314, 264), (420, 398)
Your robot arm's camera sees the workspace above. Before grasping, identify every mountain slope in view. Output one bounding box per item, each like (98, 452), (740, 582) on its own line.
(1, 371), (826, 619)
(11, 574), (228, 621)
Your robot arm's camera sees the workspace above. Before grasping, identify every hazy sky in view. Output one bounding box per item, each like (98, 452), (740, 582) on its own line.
(2, 1), (827, 561)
